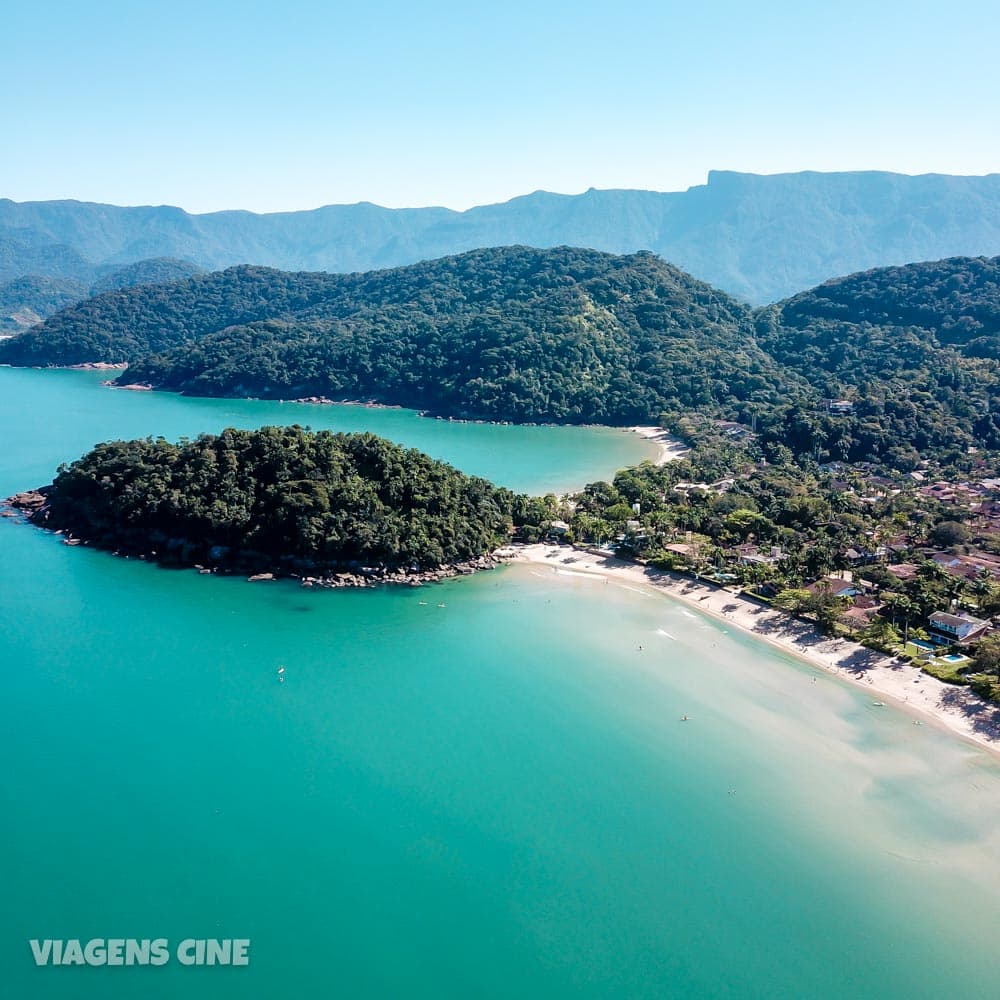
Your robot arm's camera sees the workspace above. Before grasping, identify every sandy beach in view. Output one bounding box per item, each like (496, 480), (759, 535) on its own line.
(629, 426), (690, 465)
(513, 543), (1000, 758)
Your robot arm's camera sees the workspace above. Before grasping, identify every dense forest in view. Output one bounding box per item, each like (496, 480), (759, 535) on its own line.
(752, 256), (1000, 466)
(19, 426), (518, 576)
(0, 275), (89, 333)
(0, 257), (203, 335)
(2, 247), (795, 424)
(3, 248), (1000, 467)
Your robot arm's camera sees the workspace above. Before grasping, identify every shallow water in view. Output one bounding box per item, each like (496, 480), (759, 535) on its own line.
(2, 370), (999, 999)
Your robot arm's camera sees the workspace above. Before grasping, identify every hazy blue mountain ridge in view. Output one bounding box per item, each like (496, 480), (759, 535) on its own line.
(5, 170), (1000, 303)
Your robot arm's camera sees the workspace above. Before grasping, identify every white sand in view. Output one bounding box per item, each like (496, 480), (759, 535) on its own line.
(513, 543), (1000, 758)
(629, 426), (690, 465)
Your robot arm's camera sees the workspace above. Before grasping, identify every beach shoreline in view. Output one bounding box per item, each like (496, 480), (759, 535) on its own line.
(512, 543), (1000, 759)
(629, 425), (690, 465)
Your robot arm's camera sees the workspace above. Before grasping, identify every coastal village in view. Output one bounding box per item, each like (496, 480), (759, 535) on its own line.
(526, 422), (1000, 712)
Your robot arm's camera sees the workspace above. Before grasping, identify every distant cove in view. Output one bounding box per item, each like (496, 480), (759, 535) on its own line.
(0, 367), (657, 497)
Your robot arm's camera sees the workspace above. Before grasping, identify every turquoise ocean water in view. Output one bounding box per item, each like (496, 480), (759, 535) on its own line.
(2, 368), (999, 999)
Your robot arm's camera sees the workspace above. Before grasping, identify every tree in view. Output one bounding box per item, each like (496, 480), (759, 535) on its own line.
(972, 634), (1000, 678)
(929, 519), (971, 548)
(807, 581), (847, 632)
(773, 588), (813, 615)
(860, 618), (902, 650)
(881, 593), (918, 644)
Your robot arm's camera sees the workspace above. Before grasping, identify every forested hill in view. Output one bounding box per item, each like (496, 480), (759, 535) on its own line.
(753, 256), (1000, 464)
(6, 249), (1000, 465)
(4, 170), (1000, 303)
(16, 427), (518, 576)
(2, 246), (795, 425)
(0, 264), (334, 361)
(0, 257), (204, 334)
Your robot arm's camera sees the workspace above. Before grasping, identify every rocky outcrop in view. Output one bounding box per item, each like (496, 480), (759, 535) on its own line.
(297, 553), (509, 589)
(6, 489), (48, 514)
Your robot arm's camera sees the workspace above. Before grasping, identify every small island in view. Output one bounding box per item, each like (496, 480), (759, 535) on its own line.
(7, 426), (521, 586)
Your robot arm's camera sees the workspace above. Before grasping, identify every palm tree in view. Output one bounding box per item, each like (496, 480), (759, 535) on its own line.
(881, 592), (918, 645)
(917, 559), (949, 583)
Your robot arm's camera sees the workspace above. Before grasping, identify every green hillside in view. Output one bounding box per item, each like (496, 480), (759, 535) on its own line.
(0, 275), (89, 334)
(3, 246), (794, 425)
(0, 257), (204, 334)
(754, 256), (1000, 464)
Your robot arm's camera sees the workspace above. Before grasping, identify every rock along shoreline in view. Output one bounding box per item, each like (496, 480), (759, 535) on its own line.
(2, 490), (514, 589)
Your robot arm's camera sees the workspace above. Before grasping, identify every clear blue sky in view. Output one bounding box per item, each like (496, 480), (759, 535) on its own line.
(3, 0), (998, 213)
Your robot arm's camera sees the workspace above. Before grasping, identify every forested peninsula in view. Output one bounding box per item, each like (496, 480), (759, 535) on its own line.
(7, 427), (522, 585)
(4, 247), (1000, 466)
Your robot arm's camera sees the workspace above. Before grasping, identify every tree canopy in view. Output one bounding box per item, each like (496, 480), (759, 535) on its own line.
(26, 426), (518, 575)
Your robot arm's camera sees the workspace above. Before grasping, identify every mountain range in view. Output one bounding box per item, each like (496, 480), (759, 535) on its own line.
(4, 170), (1000, 305)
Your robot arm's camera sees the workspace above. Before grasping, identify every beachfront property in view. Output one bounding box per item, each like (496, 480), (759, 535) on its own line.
(663, 542), (698, 560)
(713, 419), (756, 441)
(840, 594), (882, 628)
(927, 611), (991, 645)
(731, 543), (783, 566)
(807, 576), (862, 600)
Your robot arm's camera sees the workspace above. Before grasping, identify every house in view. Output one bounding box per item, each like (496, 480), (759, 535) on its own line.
(807, 576), (861, 599)
(928, 611), (990, 644)
(928, 550), (1000, 581)
(920, 482), (978, 507)
(663, 543), (697, 559)
(842, 545), (887, 565)
(930, 551), (963, 571)
(714, 420), (756, 441)
(886, 563), (919, 582)
(842, 596), (882, 627)
(828, 399), (854, 415)
(732, 543), (783, 566)
(672, 478), (735, 496)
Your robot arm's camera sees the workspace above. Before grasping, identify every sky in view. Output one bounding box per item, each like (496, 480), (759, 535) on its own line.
(3, 0), (999, 214)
